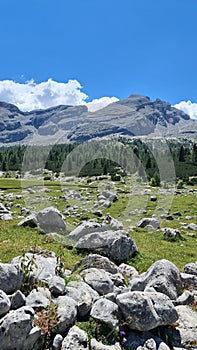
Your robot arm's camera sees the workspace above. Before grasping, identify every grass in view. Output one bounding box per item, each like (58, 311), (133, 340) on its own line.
(0, 176), (196, 273)
(0, 220), (84, 269)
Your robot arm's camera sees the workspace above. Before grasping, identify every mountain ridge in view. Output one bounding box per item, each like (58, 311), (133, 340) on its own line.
(0, 94), (197, 145)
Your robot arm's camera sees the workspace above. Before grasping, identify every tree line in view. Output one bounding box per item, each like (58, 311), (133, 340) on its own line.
(0, 138), (196, 185)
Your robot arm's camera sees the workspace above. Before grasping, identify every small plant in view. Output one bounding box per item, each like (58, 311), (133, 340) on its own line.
(20, 253), (38, 295)
(35, 302), (59, 349)
(77, 317), (120, 345)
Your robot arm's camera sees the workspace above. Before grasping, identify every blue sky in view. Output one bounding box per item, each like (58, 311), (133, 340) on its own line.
(0, 0), (197, 116)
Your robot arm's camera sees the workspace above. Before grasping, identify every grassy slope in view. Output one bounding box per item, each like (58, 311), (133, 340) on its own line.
(0, 178), (196, 272)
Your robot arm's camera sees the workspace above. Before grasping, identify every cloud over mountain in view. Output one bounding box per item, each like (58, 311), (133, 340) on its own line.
(0, 79), (118, 112)
(0, 78), (196, 119)
(174, 100), (197, 120)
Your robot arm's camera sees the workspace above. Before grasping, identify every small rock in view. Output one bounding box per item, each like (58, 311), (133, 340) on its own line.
(56, 296), (77, 333)
(9, 290), (26, 310)
(181, 272), (197, 290)
(61, 325), (89, 350)
(183, 261), (197, 276)
(187, 223), (197, 231)
(52, 334), (63, 350)
(136, 218), (160, 229)
(18, 213), (38, 228)
(49, 276), (66, 295)
(0, 262), (23, 294)
(90, 338), (121, 350)
(26, 289), (50, 309)
(118, 263), (138, 279)
(174, 290), (195, 306)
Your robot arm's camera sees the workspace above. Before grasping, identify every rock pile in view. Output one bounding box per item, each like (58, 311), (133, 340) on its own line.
(0, 248), (196, 350)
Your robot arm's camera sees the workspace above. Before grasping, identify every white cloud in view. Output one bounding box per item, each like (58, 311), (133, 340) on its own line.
(0, 78), (119, 112)
(87, 96), (119, 112)
(174, 100), (197, 120)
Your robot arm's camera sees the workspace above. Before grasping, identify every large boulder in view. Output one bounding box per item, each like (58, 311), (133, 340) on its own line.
(90, 298), (119, 328)
(80, 268), (114, 295)
(116, 291), (178, 331)
(0, 262), (23, 294)
(13, 251), (57, 284)
(129, 259), (182, 300)
(37, 206), (66, 233)
(75, 230), (138, 263)
(61, 325), (89, 350)
(0, 306), (41, 350)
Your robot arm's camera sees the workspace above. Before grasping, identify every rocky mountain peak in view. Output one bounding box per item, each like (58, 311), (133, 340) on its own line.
(0, 94), (196, 144)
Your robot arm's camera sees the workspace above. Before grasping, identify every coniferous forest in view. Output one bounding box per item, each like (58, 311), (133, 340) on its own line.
(0, 138), (197, 185)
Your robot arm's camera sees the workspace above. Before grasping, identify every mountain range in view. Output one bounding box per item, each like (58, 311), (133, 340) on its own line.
(0, 94), (197, 145)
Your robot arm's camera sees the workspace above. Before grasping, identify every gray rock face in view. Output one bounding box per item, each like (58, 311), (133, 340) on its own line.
(37, 206), (66, 233)
(75, 230), (138, 263)
(56, 296), (77, 333)
(116, 291), (178, 331)
(129, 259), (182, 300)
(90, 339), (121, 350)
(61, 325), (89, 350)
(90, 298), (119, 328)
(80, 268), (114, 295)
(0, 290), (11, 317)
(0, 306), (41, 350)
(136, 218), (160, 229)
(0, 262), (23, 294)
